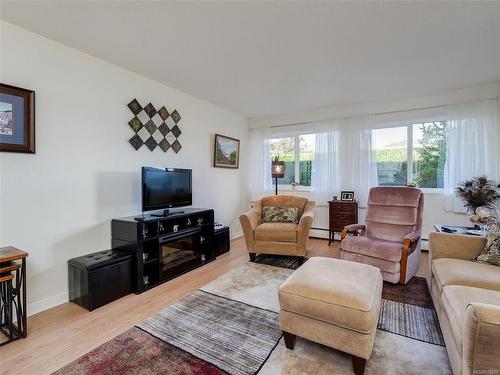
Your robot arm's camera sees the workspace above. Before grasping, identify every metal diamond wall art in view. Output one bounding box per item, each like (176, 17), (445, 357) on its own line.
(127, 99), (182, 153)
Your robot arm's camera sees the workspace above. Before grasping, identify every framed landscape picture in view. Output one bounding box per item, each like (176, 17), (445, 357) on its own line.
(214, 134), (240, 169)
(0, 83), (35, 153)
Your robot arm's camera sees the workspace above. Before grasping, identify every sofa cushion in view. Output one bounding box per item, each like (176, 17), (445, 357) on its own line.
(255, 222), (297, 242)
(278, 257), (382, 334)
(341, 236), (403, 262)
(441, 285), (500, 352)
(433, 258), (500, 292)
(261, 206), (299, 224)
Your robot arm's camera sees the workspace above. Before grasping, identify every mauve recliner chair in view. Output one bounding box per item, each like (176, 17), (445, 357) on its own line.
(340, 187), (424, 284)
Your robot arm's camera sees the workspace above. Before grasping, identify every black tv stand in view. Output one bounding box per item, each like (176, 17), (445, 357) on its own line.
(150, 209), (185, 217)
(111, 208), (225, 293)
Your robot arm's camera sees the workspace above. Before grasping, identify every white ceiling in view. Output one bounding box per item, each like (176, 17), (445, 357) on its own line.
(2, 1), (500, 118)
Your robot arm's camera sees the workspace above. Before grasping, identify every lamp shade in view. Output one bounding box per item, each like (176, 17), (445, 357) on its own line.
(271, 160), (285, 178)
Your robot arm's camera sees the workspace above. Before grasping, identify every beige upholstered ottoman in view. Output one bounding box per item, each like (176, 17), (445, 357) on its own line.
(278, 257), (383, 375)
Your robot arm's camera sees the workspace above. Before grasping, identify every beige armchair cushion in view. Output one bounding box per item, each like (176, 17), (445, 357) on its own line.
(432, 258), (500, 292)
(255, 222), (298, 242)
(441, 285), (500, 353)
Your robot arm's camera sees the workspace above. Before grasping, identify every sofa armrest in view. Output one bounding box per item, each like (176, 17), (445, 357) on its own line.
(463, 303), (500, 375)
(297, 201), (315, 256)
(239, 209), (261, 251)
(429, 232), (486, 261)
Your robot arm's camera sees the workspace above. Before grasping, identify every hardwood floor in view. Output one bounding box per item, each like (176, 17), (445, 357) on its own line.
(0, 237), (429, 374)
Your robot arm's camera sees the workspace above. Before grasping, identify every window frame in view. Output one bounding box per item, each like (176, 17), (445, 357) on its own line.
(373, 119), (447, 193)
(270, 134), (313, 190)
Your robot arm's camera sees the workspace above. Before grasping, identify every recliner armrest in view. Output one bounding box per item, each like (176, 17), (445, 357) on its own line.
(404, 231), (421, 243)
(463, 303), (500, 375)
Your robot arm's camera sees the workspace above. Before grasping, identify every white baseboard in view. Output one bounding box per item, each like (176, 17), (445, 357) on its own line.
(27, 291), (68, 317)
(310, 228), (329, 239)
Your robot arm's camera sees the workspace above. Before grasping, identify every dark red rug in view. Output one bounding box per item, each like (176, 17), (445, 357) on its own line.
(382, 276), (433, 309)
(53, 327), (226, 375)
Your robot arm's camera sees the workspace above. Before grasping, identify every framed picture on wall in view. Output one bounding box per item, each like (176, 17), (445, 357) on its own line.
(214, 134), (240, 169)
(341, 191), (355, 202)
(0, 83), (35, 153)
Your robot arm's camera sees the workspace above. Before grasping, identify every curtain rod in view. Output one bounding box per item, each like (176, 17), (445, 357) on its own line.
(269, 103), (448, 129)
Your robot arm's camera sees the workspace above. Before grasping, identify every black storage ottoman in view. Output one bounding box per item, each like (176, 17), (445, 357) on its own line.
(213, 225), (230, 257)
(68, 249), (132, 311)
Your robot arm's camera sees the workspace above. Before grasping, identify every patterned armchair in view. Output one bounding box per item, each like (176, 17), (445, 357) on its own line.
(239, 195), (315, 264)
(340, 187), (424, 284)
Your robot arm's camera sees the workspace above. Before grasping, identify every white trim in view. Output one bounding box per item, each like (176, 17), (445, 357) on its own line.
(27, 291), (68, 317)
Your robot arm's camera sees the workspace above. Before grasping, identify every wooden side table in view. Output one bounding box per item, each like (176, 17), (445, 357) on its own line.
(328, 201), (359, 245)
(0, 246), (28, 346)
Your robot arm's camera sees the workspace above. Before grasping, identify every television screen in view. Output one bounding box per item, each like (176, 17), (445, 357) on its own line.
(142, 167), (192, 212)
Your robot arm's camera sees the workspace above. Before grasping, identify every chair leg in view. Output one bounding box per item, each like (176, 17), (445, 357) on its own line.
(283, 331), (296, 350)
(249, 253), (256, 262)
(352, 355), (366, 375)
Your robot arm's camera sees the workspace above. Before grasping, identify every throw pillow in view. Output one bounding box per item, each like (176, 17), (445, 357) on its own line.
(474, 218), (500, 266)
(262, 206), (300, 224)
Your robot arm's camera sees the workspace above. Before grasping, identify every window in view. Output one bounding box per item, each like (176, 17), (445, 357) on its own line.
(373, 121), (447, 189)
(270, 134), (315, 187)
(373, 127), (408, 186)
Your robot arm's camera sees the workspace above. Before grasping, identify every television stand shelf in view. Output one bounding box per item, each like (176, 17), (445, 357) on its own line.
(111, 208), (224, 293)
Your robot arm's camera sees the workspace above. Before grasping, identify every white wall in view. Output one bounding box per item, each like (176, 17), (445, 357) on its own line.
(0, 22), (250, 314)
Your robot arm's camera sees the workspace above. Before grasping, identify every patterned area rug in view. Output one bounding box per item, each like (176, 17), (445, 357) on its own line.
(256, 254), (444, 346)
(137, 290), (282, 375)
(54, 259), (451, 374)
(53, 327), (225, 375)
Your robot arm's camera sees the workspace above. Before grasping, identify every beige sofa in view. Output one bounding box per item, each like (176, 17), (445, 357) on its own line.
(429, 232), (500, 375)
(239, 195), (314, 263)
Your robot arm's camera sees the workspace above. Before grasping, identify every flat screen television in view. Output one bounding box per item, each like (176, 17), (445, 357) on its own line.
(142, 167), (192, 213)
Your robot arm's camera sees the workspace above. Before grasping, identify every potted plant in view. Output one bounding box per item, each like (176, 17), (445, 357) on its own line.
(455, 175), (499, 214)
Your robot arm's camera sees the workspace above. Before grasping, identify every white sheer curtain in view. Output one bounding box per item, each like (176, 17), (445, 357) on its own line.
(311, 131), (340, 205)
(249, 127), (273, 200)
(339, 116), (378, 207)
(444, 100), (499, 213)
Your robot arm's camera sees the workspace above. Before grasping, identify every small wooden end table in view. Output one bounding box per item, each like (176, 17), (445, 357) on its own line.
(0, 246), (29, 346)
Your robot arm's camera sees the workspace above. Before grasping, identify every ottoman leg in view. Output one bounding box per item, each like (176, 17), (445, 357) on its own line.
(249, 253), (256, 262)
(352, 355), (366, 375)
(283, 331), (296, 350)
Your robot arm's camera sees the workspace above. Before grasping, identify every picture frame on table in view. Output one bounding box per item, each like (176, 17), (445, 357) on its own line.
(341, 191), (355, 202)
(214, 133), (240, 169)
(0, 83), (35, 153)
